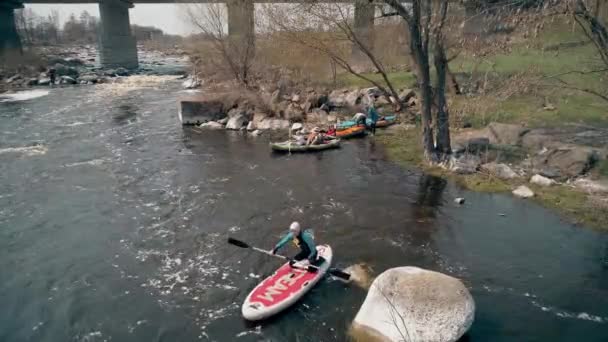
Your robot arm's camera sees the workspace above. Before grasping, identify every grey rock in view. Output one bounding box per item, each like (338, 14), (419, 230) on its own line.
(454, 197), (466, 205)
(79, 74), (99, 84)
(6, 74), (22, 83)
(487, 122), (529, 145)
(217, 117), (229, 125)
(448, 155), (480, 174)
(453, 137), (490, 154)
(226, 115), (248, 130)
(533, 144), (598, 179)
(182, 76), (201, 89)
(328, 89), (347, 107)
(60, 76), (77, 84)
(482, 162), (518, 179)
(199, 121), (224, 129)
(115, 67), (130, 76)
(37, 77), (51, 86)
(398, 88), (416, 103)
(352, 267), (474, 342)
(530, 174), (556, 186)
(246, 121), (255, 131)
(285, 103), (305, 121)
(574, 178), (608, 194)
(27, 78), (38, 86)
(256, 118), (290, 130)
(345, 90), (362, 107)
(513, 185), (534, 198)
(522, 132), (553, 150)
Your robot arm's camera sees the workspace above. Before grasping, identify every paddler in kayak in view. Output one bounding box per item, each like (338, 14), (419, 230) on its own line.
(271, 222), (319, 266)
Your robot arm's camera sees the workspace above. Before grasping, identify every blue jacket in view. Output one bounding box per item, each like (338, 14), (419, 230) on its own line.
(367, 106), (379, 123)
(275, 230), (316, 260)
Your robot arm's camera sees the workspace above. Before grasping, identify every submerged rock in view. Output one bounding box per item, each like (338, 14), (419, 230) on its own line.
(351, 266), (475, 342)
(530, 174), (555, 187)
(199, 121), (224, 129)
(513, 185), (534, 198)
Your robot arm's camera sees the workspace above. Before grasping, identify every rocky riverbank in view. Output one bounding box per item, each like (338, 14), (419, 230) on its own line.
(178, 83), (416, 137)
(379, 122), (608, 230)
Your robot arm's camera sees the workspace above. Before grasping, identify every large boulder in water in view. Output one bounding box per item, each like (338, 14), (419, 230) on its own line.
(351, 267), (475, 342)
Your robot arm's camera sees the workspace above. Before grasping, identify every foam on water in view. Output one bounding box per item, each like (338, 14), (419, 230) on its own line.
(65, 158), (106, 167)
(0, 89), (50, 103)
(0, 144), (48, 156)
(531, 301), (607, 324)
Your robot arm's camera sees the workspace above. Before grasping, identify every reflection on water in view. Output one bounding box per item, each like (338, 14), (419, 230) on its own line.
(0, 79), (607, 342)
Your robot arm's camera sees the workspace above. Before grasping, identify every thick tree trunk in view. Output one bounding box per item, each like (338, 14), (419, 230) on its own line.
(408, 1), (435, 161)
(434, 38), (451, 157)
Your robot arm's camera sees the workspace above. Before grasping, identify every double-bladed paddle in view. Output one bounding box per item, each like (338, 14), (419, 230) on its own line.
(227, 237), (351, 281)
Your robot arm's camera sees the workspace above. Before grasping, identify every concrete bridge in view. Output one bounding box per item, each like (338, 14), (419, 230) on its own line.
(0, 0), (377, 69)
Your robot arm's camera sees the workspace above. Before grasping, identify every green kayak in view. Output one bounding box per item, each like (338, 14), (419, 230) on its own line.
(270, 139), (341, 152)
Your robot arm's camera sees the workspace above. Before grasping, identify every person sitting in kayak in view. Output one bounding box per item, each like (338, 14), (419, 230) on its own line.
(326, 125), (337, 137)
(272, 222), (318, 265)
(306, 127), (324, 145)
(294, 131), (307, 146)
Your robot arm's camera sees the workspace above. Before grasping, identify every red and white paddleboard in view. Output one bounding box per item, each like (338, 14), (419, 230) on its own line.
(241, 245), (333, 321)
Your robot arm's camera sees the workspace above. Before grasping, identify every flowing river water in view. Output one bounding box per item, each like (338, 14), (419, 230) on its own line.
(1, 77), (607, 342)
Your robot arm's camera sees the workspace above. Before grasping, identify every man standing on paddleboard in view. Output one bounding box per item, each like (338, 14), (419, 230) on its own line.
(271, 222), (318, 266)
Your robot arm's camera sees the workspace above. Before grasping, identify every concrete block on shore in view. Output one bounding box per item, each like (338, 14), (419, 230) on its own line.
(178, 99), (226, 125)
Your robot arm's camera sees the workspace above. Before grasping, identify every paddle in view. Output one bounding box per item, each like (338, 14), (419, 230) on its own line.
(227, 237), (351, 281)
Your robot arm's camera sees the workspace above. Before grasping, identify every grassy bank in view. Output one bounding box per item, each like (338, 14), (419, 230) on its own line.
(377, 127), (608, 230)
(340, 20), (607, 129)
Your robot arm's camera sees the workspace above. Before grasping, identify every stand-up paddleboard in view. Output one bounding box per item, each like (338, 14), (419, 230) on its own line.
(242, 245), (333, 321)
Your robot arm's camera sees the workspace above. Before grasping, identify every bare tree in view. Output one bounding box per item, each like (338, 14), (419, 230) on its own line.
(382, 0), (453, 162)
(185, 3), (256, 88)
(262, 3), (403, 109)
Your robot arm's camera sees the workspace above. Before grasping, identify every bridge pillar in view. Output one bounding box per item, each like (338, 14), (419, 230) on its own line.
(0, 1), (23, 55)
(98, 0), (138, 69)
(227, 0), (254, 41)
(226, 0), (255, 68)
(352, 1), (375, 68)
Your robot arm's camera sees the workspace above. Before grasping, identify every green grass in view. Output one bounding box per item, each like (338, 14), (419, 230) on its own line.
(339, 18), (607, 129)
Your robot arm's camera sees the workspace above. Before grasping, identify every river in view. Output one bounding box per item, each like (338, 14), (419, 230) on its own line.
(1, 78), (607, 342)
